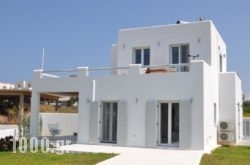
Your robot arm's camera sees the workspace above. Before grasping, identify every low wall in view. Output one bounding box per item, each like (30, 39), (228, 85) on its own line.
(40, 113), (78, 136)
(0, 125), (18, 138)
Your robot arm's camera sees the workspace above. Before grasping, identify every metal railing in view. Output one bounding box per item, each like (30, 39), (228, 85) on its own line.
(243, 117), (250, 137)
(40, 63), (191, 78)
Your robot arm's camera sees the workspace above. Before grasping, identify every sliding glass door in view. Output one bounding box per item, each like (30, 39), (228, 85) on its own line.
(102, 102), (118, 143)
(159, 102), (179, 146)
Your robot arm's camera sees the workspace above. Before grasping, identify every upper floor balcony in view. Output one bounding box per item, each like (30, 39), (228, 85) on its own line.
(32, 60), (210, 99)
(34, 63), (191, 79)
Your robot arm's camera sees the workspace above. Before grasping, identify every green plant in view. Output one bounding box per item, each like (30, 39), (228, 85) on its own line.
(0, 150), (116, 165)
(18, 114), (30, 139)
(39, 115), (43, 136)
(7, 106), (18, 123)
(200, 146), (250, 165)
(243, 101), (250, 117)
(0, 136), (19, 152)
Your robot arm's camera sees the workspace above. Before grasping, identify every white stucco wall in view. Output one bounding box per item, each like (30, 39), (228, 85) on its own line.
(203, 61), (219, 153)
(219, 72), (243, 143)
(114, 21), (215, 69)
(30, 68), (93, 139)
(76, 61), (212, 151)
(31, 61), (213, 151)
(235, 74), (243, 141)
(210, 22), (227, 73)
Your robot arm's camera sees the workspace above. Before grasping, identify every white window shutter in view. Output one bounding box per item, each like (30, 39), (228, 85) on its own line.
(89, 101), (99, 144)
(145, 100), (158, 147)
(117, 101), (127, 145)
(179, 100), (192, 148)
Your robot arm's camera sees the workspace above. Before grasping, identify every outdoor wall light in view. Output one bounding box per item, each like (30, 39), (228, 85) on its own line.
(198, 37), (201, 43)
(135, 97), (138, 103)
(157, 40), (160, 47)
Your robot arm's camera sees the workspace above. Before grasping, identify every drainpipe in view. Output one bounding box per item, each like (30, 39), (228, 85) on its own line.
(92, 80), (96, 102)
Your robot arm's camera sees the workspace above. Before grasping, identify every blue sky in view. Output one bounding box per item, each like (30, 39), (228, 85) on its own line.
(0, 0), (249, 93)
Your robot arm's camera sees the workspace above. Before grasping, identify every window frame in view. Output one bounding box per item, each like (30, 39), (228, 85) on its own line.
(101, 101), (118, 143)
(133, 47), (150, 66)
(170, 44), (190, 64)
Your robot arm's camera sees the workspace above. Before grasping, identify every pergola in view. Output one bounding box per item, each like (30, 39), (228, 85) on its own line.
(0, 89), (60, 120)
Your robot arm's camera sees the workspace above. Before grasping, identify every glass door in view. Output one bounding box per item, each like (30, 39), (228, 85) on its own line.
(159, 102), (179, 146)
(102, 102), (118, 143)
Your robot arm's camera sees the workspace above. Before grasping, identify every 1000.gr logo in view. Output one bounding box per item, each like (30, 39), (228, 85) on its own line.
(11, 137), (71, 155)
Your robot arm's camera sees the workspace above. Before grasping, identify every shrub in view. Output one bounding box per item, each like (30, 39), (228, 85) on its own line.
(0, 136), (19, 152)
(243, 101), (250, 107)
(244, 101), (250, 112)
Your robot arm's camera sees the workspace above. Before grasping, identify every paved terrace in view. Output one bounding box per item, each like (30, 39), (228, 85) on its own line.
(54, 135), (250, 165)
(59, 144), (203, 165)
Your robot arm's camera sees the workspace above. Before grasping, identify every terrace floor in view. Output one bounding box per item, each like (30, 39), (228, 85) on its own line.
(43, 135), (250, 165)
(59, 144), (203, 165)
(55, 136), (250, 165)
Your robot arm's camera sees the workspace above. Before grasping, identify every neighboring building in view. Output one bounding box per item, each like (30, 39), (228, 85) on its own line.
(14, 81), (32, 90)
(0, 81), (59, 116)
(0, 81), (31, 90)
(30, 20), (243, 153)
(0, 82), (15, 90)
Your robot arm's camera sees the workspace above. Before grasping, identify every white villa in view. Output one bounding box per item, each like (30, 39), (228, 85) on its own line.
(30, 20), (242, 153)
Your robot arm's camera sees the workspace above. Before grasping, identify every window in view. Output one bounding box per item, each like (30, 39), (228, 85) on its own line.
(170, 44), (190, 72)
(134, 48), (150, 65)
(170, 44), (190, 64)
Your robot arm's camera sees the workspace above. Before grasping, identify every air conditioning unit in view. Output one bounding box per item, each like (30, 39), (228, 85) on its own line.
(219, 121), (233, 131)
(218, 131), (234, 143)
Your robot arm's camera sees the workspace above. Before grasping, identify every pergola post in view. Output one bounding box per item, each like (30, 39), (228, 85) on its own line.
(55, 100), (59, 112)
(30, 92), (40, 138)
(19, 94), (24, 122)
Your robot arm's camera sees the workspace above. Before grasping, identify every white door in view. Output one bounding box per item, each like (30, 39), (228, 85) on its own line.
(158, 102), (179, 146)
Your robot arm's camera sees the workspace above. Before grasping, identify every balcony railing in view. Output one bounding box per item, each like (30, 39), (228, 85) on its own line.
(38, 63), (190, 79)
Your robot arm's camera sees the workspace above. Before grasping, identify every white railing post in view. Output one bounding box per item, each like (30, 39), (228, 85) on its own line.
(128, 64), (142, 75)
(77, 67), (89, 77)
(33, 69), (43, 79)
